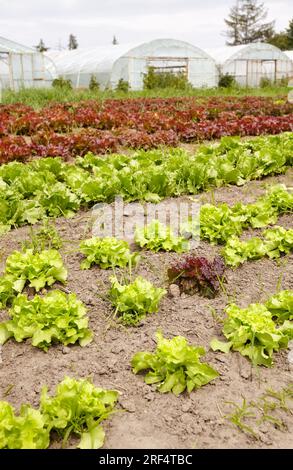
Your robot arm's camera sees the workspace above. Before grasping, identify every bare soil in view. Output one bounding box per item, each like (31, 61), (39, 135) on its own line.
(0, 170), (292, 449)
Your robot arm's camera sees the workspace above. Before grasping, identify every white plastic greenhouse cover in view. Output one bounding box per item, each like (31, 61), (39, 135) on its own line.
(0, 36), (57, 90)
(46, 38), (218, 89)
(285, 50), (293, 61)
(110, 39), (218, 89)
(46, 43), (138, 88)
(205, 43), (293, 86)
(0, 36), (35, 53)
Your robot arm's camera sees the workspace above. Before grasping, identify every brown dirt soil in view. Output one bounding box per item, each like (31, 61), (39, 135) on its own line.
(0, 170), (292, 449)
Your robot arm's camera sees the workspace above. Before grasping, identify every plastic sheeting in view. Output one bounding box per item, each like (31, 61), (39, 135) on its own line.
(0, 36), (57, 90)
(206, 43), (293, 87)
(46, 39), (218, 89)
(285, 50), (293, 61)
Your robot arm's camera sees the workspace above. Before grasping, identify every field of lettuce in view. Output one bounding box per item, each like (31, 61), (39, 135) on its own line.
(0, 95), (292, 449)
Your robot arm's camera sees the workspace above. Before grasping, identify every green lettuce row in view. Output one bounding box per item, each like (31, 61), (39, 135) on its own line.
(199, 184), (293, 244)
(0, 133), (292, 234)
(109, 276), (166, 326)
(222, 226), (293, 267)
(132, 331), (219, 395)
(79, 236), (139, 270)
(0, 290), (93, 351)
(0, 249), (67, 309)
(0, 377), (118, 449)
(210, 289), (293, 367)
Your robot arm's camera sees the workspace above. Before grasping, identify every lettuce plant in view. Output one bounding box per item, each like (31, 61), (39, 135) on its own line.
(0, 377), (118, 449)
(79, 236), (139, 270)
(263, 226), (293, 259)
(109, 276), (166, 326)
(210, 303), (290, 367)
(200, 186), (292, 245)
(132, 331), (219, 395)
(135, 220), (189, 253)
(167, 255), (225, 298)
(222, 235), (266, 267)
(199, 203), (244, 244)
(0, 290), (92, 351)
(40, 376), (119, 449)
(0, 402), (49, 449)
(265, 290), (293, 323)
(3, 248), (67, 293)
(222, 226), (293, 267)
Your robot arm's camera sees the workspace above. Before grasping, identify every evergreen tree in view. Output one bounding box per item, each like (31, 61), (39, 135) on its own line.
(267, 32), (289, 51)
(68, 34), (78, 50)
(36, 39), (48, 52)
(225, 0), (275, 45)
(267, 17), (293, 51)
(112, 35), (118, 45)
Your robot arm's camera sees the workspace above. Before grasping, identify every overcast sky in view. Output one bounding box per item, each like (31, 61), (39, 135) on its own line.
(0, 0), (291, 50)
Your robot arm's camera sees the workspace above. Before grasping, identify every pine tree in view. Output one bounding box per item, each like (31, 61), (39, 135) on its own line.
(225, 0), (275, 45)
(68, 34), (78, 50)
(112, 35), (118, 45)
(36, 39), (48, 52)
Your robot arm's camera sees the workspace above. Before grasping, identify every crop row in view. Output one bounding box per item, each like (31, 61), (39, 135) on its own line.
(1, 96), (293, 163)
(0, 237), (291, 358)
(1, 115), (293, 164)
(0, 132), (292, 234)
(1, 97), (293, 134)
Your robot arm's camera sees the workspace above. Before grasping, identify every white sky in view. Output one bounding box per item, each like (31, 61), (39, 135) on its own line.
(0, 0), (291, 50)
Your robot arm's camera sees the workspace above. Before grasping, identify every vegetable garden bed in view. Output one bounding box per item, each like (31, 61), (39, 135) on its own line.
(0, 169), (292, 449)
(0, 95), (292, 449)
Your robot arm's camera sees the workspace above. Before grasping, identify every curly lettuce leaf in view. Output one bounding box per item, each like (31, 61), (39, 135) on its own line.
(135, 220), (189, 253)
(80, 236), (139, 270)
(0, 401), (49, 449)
(40, 376), (118, 449)
(265, 290), (293, 323)
(109, 276), (166, 326)
(132, 331), (219, 395)
(4, 248), (67, 292)
(211, 302), (289, 367)
(0, 290), (93, 350)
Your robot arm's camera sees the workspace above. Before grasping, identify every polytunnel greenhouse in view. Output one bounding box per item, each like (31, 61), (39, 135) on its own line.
(0, 36), (56, 90)
(46, 38), (218, 89)
(206, 42), (293, 87)
(285, 50), (293, 63)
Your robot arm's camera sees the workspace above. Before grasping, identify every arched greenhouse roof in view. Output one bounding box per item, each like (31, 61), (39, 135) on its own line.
(112, 38), (216, 62)
(46, 38), (218, 88)
(45, 43), (139, 76)
(205, 42), (292, 65)
(285, 50), (293, 61)
(0, 36), (35, 53)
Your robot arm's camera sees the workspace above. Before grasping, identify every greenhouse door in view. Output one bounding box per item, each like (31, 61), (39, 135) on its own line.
(247, 60), (262, 87)
(247, 59), (277, 86)
(261, 60), (277, 83)
(146, 57), (188, 76)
